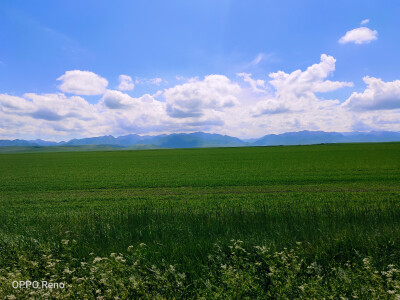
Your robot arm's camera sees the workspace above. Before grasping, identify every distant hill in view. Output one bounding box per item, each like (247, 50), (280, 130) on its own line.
(0, 132), (247, 149)
(140, 132), (247, 148)
(1, 131), (400, 151)
(253, 131), (400, 146)
(0, 145), (127, 154)
(0, 139), (58, 147)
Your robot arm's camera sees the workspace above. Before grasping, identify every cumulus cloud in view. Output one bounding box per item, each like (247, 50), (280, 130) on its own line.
(117, 75), (134, 91)
(0, 92), (106, 140)
(100, 90), (164, 111)
(102, 92), (169, 134)
(236, 73), (266, 93)
(24, 93), (97, 121)
(252, 54), (353, 116)
(2, 55), (400, 140)
(0, 93), (94, 121)
(100, 90), (135, 109)
(0, 91), (169, 140)
(30, 108), (65, 121)
(252, 100), (290, 116)
(339, 27), (378, 44)
(57, 70), (108, 95)
(0, 94), (35, 112)
(269, 54), (353, 96)
(164, 75), (241, 118)
(343, 76), (400, 111)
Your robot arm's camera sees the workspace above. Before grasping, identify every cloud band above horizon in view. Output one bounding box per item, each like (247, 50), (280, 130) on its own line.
(1, 54), (400, 141)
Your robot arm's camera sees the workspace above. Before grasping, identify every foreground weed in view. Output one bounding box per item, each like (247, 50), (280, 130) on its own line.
(1, 239), (399, 299)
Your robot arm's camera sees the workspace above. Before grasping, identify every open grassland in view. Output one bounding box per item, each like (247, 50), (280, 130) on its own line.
(1, 143), (400, 298)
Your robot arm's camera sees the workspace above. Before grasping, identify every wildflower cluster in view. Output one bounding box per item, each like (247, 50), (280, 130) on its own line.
(0, 239), (399, 299)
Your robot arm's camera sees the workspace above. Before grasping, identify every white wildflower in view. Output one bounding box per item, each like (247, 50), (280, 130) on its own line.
(115, 256), (126, 263)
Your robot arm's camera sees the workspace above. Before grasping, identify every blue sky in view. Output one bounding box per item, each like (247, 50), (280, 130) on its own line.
(1, 0), (400, 140)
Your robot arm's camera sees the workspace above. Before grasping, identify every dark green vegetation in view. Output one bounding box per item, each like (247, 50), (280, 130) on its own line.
(1, 143), (400, 298)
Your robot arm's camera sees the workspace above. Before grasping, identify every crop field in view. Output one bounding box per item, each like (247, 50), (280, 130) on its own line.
(1, 143), (400, 298)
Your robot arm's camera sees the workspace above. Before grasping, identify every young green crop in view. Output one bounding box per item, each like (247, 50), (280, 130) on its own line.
(1, 143), (400, 297)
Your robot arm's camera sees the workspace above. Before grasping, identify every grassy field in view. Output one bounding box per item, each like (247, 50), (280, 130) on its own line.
(1, 143), (400, 298)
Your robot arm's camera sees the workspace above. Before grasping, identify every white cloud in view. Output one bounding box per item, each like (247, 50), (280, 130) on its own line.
(360, 19), (370, 25)
(164, 75), (241, 118)
(117, 75), (134, 91)
(339, 27), (378, 44)
(251, 54), (353, 117)
(251, 53), (264, 66)
(151, 90), (163, 98)
(175, 76), (199, 83)
(0, 92), (106, 140)
(0, 91), (169, 140)
(100, 92), (169, 135)
(268, 54), (353, 96)
(0, 93), (95, 121)
(0, 94), (35, 112)
(99, 90), (165, 111)
(57, 70), (108, 95)
(100, 90), (135, 109)
(148, 78), (163, 85)
(252, 100), (290, 116)
(135, 77), (167, 86)
(3, 55), (400, 141)
(24, 93), (98, 121)
(236, 73), (267, 93)
(241, 54), (360, 137)
(343, 76), (400, 111)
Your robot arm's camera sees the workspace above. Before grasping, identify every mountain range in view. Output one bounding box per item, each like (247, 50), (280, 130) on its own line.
(1, 131), (400, 149)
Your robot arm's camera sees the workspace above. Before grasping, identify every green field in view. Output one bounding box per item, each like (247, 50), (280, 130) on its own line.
(1, 143), (400, 298)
